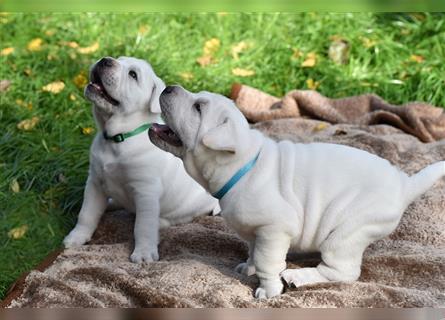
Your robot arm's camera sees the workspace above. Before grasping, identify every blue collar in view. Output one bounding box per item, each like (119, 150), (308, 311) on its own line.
(212, 151), (261, 200)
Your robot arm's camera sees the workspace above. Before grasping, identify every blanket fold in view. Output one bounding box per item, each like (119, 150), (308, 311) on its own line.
(230, 83), (445, 142)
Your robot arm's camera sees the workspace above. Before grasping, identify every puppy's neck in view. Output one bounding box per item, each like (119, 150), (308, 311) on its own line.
(94, 107), (162, 136)
(191, 128), (264, 197)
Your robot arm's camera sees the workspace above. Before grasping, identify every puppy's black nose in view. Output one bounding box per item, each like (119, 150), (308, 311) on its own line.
(98, 57), (113, 68)
(163, 85), (176, 94)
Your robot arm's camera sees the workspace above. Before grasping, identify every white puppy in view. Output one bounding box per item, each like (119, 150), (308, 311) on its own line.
(63, 58), (218, 263)
(149, 85), (445, 298)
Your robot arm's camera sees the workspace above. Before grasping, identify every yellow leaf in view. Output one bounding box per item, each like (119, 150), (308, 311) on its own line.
(306, 78), (320, 90)
(45, 29), (56, 36)
(313, 122), (329, 132)
(81, 127), (95, 135)
(196, 55), (213, 67)
(301, 52), (317, 67)
(410, 54), (424, 63)
(73, 72), (88, 89)
(203, 38), (221, 56)
(27, 38), (43, 51)
(231, 41), (250, 60)
(361, 37), (377, 48)
(232, 68), (255, 77)
(179, 72), (194, 81)
(1, 47), (14, 56)
(66, 41), (79, 48)
(24, 67), (32, 76)
(138, 24), (151, 35)
(10, 179), (20, 193)
(8, 225), (28, 240)
(42, 81), (65, 94)
(77, 42), (99, 54)
(17, 116), (40, 131)
(291, 48), (303, 59)
(69, 93), (77, 101)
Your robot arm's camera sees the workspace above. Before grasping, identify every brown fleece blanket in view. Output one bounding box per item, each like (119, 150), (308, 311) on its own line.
(3, 111), (445, 308)
(231, 83), (445, 143)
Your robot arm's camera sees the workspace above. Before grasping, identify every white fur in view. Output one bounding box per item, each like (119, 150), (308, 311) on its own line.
(150, 85), (445, 298)
(63, 58), (218, 263)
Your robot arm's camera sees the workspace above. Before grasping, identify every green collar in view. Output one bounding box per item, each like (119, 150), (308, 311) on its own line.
(103, 123), (151, 143)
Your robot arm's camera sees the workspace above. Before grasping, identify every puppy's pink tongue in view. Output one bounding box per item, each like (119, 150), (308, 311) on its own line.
(152, 123), (170, 133)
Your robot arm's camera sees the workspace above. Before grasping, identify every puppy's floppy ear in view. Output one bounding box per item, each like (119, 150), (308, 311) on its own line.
(202, 118), (236, 153)
(148, 74), (164, 114)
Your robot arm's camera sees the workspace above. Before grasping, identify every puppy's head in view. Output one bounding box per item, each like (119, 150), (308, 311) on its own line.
(85, 56), (163, 116)
(149, 85), (249, 161)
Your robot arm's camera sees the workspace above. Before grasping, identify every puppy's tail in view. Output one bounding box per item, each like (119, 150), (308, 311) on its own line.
(404, 161), (445, 205)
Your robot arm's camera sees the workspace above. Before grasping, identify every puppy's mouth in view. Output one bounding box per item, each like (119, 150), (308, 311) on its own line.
(149, 123), (183, 147)
(86, 70), (119, 106)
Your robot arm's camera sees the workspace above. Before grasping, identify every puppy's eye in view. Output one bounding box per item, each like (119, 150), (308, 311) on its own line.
(129, 70), (138, 80)
(193, 102), (201, 114)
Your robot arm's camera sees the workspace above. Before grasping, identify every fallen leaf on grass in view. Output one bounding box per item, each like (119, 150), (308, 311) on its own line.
(197, 55), (213, 67)
(1, 47), (14, 56)
(361, 37), (377, 48)
(291, 48), (303, 59)
(27, 38), (43, 51)
(8, 225), (28, 239)
(45, 29), (56, 36)
(69, 93), (77, 101)
(10, 178), (20, 193)
(17, 116), (40, 131)
(410, 54), (424, 63)
(77, 42), (99, 54)
(42, 81), (65, 94)
(203, 38), (220, 56)
(179, 72), (194, 81)
(0, 79), (11, 92)
(232, 68), (255, 77)
(73, 72), (88, 89)
(81, 127), (95, 135)
(65, 41), (79, 48)
(306, 78), (320, 90)
(231, 41), (250, 60)
(24, 68), (32, 76)
(16, 99), (33, 110)
(138, 24), (151, 35)
(328, 39), (349, 65)
(301, 52), (317, 67)
(197, 38), (221, 67)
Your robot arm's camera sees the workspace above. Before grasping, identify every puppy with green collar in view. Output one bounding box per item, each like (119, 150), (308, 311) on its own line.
(149, 85), (445, 298)
(63, 58), (218, 263)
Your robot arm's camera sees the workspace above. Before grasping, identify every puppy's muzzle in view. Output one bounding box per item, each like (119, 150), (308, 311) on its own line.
(98, 57), (116, 69)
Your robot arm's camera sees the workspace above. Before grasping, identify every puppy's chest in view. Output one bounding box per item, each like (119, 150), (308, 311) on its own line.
(93, 155), (128, 196)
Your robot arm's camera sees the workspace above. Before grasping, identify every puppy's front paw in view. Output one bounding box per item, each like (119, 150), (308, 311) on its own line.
(281, 267), (328, 287)
(254, 279), (283, 299)
(63, 228), (92, 248)
(235, 262), (256, 276)
(130, 247), (159, 264)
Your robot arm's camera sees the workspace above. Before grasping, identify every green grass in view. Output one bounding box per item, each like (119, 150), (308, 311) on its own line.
(0, 12), (444, 300)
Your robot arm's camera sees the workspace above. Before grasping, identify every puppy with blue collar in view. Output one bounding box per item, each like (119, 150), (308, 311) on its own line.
(63, 58), (218, 263)
(149, 85), (445, 298)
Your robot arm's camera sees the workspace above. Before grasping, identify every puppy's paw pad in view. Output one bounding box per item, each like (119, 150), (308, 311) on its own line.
(235, 262), (256, 276)
(130, 249), (159, 264)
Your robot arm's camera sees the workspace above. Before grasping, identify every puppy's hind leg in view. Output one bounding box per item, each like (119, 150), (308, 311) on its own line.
(64, 177), (108, 247)
(283, 225), (375, 288)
